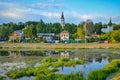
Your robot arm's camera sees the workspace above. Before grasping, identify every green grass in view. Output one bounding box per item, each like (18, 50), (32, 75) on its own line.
(88, 59), (120, 80)
(35, 72), (86, 80)
(41, 56), (55, 63)
(0, 75), (3, 80)
(6, 57), (84, 79)
(0, 46), (3, 49)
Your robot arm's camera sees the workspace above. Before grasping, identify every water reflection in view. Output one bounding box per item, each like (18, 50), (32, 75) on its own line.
(57, 57), (109, 76)
(0, 49), (120, 80)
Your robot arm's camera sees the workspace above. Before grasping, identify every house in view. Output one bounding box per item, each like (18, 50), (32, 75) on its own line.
(91, 32), (100, 38)
(37, 33), (55, 42)
(60, 31), (69, 40)
(9, 31), (24, 41)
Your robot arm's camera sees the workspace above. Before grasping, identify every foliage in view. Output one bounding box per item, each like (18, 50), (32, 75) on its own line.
(35, 72), (85, 80)
(0, 75), (3, 80)
(92, 22), (102, 34)
(113, 24), (120, 30)
(85, 19), (94, 35)
(52, 62), (63, 68)
(64, 23), (77, 35)
(23, 24), (35, 38)
(58, 58), (70, 62)
(73, 26), (85, 39)
(0, 46), (3, 49)
(41, 56), (55, 63)
(0, 20), (120, 42)
(88, 59), (120, 80)
(6, 57), (84, 79)
(100, 30), (120, 42)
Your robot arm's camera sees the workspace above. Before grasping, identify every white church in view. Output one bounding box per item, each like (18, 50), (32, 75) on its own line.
(101, 18), (114, 33)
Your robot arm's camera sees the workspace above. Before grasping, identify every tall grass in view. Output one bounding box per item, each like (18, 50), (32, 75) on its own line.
(88, 59), (120, 80)
(6, 57), (84, 79)
(41, 56), (55, 63)
(35, 72), (86, 80)
(0, 75), (3, 80)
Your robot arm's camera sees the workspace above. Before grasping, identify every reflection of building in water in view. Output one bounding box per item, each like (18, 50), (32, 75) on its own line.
(8, 51), (22, 58)
(46, 51), (53, 56)
(60, 51), (69, 58)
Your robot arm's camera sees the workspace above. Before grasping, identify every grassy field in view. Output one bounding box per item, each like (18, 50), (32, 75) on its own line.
(0, 42), (120, 50)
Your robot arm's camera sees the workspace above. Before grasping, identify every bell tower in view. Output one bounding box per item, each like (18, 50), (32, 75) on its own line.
(61, 12), (65, 28)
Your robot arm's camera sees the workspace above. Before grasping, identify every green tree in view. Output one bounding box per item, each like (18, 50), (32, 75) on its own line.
(23, 24), (35, 39)
(72, 24), (84, 39)
(0, 26), (8, 39)
(100, 30), (120, 42)
(86, 19), (94, 35)
(114, 24), (120, 30)
(64, 23), (77, 34)
(92, 22), (102, 34)
(53, 23), (62, 34)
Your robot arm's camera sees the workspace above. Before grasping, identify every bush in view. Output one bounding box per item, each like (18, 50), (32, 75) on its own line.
(36, 46), (40, 49)
(76, 60), (84, 64)
(6, 70), (24, 79)
(0, 75), (3, 80)
(63, 60), (76, 67)
(0, 46), (3, 49)
(88, 59), (120, 80)
(52, 62), (63, 68)
(58, 58), (69, 62)
(35, 72), (85, 80)
(41, 57), (55, 63)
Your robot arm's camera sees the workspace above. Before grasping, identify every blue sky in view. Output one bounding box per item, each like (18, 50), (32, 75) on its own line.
(0, 0), (120, 24)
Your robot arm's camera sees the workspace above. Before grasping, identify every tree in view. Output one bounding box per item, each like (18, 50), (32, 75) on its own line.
(114, 24), (120, 30)
(64, 23), (77, 34)
(0, 26), (8, 39)
(92, 22), (102, 34)
(100, 30), (120, 42)
(23, 24), (35, 39)
(53, 23), (62, 34)
(72, 24), (84, 39)
(86, 19), (94, 35)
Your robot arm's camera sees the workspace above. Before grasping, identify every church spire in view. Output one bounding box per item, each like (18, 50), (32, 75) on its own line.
(61, 12), (64, 19)
(61, 12), (65, 28)
(108, 17), (112, 26)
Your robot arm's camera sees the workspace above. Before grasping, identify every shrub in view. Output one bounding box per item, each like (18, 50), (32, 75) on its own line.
(58, 58), (69, 62)
(52, 62), (63, 68)
(0, 46), (3, 49)
(6, 70), (24, 79)
(35, 72), (85, 80)
(88, 59), (120, 80)
(63, 60), (76, 67)
(41, 57), (55, 63)
(76, 60), (84, 64)
(0, 75), (3, 80)
(36, 46), (40, 49)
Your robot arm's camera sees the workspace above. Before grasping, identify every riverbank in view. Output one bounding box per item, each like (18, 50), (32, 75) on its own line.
(0, 43), (120, 50)
(111, 73), (120, 80)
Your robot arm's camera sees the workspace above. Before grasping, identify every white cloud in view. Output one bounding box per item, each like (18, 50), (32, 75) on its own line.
(0, 1), (119, 24)
(41, 12), (61, 18)
(0, 8), (33, 19)
(31, 3), (62, 9)
(0, 10), (21, 19)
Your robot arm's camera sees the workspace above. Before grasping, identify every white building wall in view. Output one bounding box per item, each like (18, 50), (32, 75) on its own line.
(102, 26), (113, 33)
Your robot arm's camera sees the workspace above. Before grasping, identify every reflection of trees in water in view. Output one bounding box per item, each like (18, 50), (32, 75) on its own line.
(0, 51), (9, 56)
(1, 49), (120, 61)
